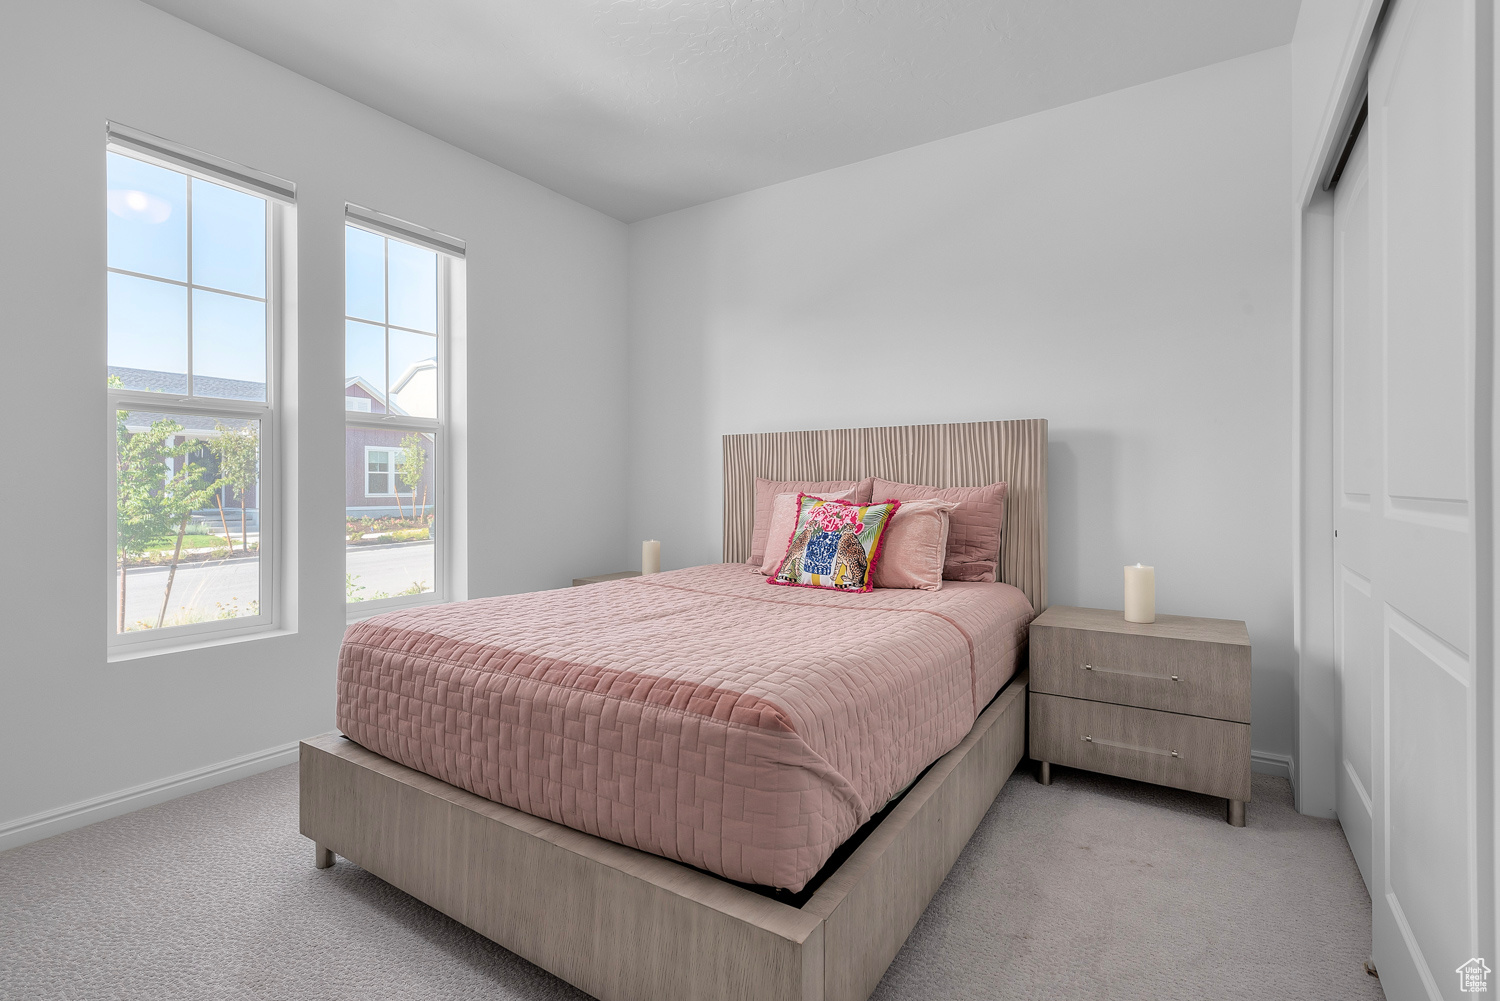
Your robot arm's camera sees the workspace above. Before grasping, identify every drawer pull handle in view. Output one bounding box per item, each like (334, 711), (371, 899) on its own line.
(1081, 734), (1180, 758)
(1081, 663), (1179, 682)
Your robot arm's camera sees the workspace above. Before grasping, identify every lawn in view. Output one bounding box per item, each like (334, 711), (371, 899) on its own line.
(347, 524), (431, 545)
(140, 534), (231, 553)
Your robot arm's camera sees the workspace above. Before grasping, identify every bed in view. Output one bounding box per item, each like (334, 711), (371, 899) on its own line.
(337, 562), (1033, 892)
(301, 417), (1048, 1001)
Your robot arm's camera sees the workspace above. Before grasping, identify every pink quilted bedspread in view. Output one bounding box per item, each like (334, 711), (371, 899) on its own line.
(337, 563), (1032, 891)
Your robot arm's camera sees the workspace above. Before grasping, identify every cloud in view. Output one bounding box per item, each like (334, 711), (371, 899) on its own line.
(107, 188), (173, 224)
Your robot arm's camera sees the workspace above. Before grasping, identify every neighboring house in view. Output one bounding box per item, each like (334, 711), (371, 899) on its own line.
(110, 365), (436, 522)
(391, 359), (436, 419)
(112, 366), (261, 524)
(343, 367), (437, 519)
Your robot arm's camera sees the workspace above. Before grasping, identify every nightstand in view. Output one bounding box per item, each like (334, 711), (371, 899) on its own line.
(571, 570), (643, 587)
(1028, 605), (1252, 826)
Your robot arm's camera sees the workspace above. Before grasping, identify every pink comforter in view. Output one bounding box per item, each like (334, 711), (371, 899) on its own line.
(337, 563), (1032, 891)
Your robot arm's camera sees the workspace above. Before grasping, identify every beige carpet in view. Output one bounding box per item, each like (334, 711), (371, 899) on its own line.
(0, 762), (1383, 1000)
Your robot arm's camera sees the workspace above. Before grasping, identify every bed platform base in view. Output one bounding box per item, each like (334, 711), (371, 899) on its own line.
(299, 669), (1026, 1001)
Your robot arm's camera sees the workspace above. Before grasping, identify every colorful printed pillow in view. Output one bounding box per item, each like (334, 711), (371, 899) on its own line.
(757, 489), (858, 574)
(770, 495), (900, 592)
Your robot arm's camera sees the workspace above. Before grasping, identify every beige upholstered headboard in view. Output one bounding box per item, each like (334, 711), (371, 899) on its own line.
(723, 419), (1048, 611)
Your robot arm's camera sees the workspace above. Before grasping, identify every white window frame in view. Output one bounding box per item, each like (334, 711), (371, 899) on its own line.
(344, 210), (458, 617)
(105, 126), (292, 654)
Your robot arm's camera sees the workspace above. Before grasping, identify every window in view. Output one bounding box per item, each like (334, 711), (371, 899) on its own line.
(366, 448), (391, 496)
(344, 209), (459, 610)
(105, 124), (292, 647)
(362, 446), (420, 497)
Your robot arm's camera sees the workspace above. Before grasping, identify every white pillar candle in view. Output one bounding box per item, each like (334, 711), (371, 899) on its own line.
(642, 540), (661, 575)
(1123, 564), (1155, 623)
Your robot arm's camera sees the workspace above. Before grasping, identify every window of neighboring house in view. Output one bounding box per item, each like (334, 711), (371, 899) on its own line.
(366, 448), (391, 495)
(363, 446), (418, 497)
(344, 209), (460, 610)
(106, 124), (293, 649)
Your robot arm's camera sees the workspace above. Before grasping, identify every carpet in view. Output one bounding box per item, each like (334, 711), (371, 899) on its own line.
(0, 762), (1383, 1000)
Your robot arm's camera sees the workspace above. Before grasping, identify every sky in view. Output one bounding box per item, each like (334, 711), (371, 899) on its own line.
(107, 152), (266, 398)
(106, 151), (437, 414)
(343, 224), (437, 417)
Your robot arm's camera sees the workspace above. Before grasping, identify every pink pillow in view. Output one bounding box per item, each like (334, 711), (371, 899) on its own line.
(872, 499), (957, 590)
(758, 489), (857, 574)
(749, 477), (874, 566)
(870, 478), (1007, 582)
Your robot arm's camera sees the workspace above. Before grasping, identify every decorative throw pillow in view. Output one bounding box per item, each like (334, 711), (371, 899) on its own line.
(757, 489), (857, 574)
(749, 477), (874, 566)
(871, 499), (958, 591)
(870, 478), (1007, 582)
(770, 495), (900, 592)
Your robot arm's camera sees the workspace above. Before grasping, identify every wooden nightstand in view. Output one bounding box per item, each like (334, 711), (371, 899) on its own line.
(1028, 605), (1252, 826)
(571, 570), (642, 587)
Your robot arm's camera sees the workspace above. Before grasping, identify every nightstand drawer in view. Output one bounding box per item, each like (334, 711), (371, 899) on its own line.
(1031, 618), (1250, 722)
(1029, 692), (1251, 801)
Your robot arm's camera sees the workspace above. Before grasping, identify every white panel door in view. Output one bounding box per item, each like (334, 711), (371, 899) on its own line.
(1332, 129), (1375, 891)
(1363, 0), (1486, 996)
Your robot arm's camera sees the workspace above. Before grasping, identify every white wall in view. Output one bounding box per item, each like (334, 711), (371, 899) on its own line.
(627, 48), (1297, 761)
(0, 0), (628, 843)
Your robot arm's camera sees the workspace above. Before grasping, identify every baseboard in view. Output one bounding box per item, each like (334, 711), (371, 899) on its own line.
(1251, 749), (1296, 784)
(0, 742), (1301, 855)
(0, 740), (299, 853)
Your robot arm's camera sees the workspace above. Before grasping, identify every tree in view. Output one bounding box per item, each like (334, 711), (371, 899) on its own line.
(206, 426), (236, 553)
(211, 420), (258, 552)
(114, 408), (220, 630)
(115, 408), (179, 632)
(151, 437), (220, 629)
(399, 433), (428, 525)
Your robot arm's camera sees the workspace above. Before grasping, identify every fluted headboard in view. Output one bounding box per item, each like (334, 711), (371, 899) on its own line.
(723, 419), (1048, 611)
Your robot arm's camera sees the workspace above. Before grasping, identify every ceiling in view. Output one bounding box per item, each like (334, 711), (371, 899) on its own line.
(142, 0), (1300, 222)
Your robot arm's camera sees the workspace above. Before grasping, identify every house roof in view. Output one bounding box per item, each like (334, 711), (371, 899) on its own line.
(110, 366), (429, 432)
(391, 358), (435, 394)
(111, 367), (261, 434)
(345, 375), (409, 416)
(110, 365), (266, 401)
(119, 410), (255, 435)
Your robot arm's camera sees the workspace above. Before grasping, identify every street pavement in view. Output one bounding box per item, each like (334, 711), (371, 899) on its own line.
(119, 542), (435, 629)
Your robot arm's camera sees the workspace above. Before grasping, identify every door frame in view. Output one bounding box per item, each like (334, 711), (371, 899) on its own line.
(1295, 0), (1500, 984)
(1294, 0), (1386, 820)
(1329, 128), (1375, 889)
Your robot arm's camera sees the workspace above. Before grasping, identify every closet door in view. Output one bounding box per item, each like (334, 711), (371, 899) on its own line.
(1364, 0), (1487, 995)
(1332, 128), (1375, 892)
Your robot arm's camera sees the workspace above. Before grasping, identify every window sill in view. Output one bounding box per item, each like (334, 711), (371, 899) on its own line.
(346, 592), (442, 623)
(107, 624), (296, 663)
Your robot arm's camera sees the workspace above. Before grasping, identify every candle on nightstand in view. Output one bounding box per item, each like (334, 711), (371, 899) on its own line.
(642, 540), (661, 575)
(1124, 564), (1155, 623)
